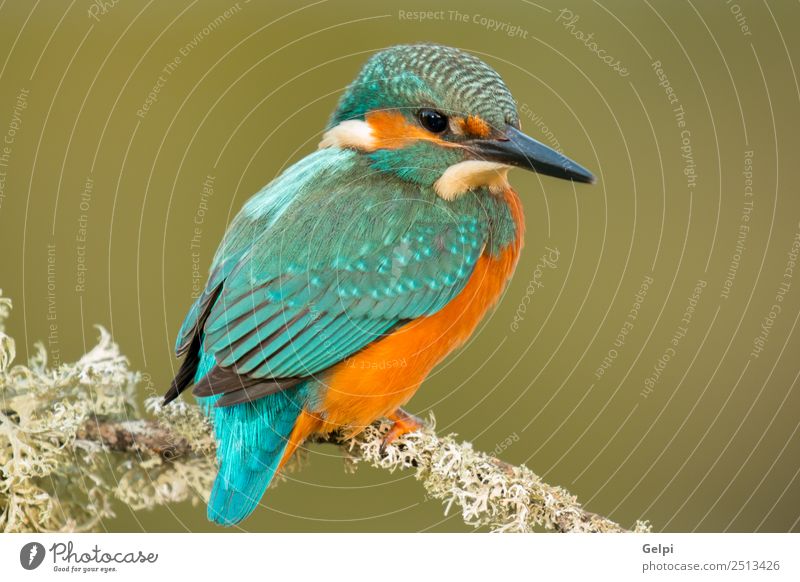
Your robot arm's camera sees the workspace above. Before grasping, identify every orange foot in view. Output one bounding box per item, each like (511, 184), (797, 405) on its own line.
(380, 408), (425, 455)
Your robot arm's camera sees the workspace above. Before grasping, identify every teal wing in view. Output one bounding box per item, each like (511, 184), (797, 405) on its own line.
(193, 216), (485, 406)
(166, 149), (490, 409)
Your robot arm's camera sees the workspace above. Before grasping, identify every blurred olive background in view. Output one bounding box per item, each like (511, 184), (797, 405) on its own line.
(1, 0), (798, 533)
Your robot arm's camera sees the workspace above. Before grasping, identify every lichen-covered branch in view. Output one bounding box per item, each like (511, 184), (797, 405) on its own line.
(0, 290), (216, 532)
(341, 421), (650, 532)
(75, 413), (647, 533)
(0, 290), (649, 533)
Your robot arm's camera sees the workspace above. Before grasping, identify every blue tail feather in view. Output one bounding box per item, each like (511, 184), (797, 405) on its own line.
(195, 350), (306, 526)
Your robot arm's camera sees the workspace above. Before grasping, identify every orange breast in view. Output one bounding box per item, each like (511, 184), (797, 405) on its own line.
(280, 188), (525, 461)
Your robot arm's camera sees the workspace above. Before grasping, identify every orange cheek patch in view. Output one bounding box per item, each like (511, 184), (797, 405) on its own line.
(460, 115), (492, 138)
(365, 110), (450, 150)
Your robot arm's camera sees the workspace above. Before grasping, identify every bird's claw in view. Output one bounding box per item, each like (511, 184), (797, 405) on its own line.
(379, 408), (425, 456)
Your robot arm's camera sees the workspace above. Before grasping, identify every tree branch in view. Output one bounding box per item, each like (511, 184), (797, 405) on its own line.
(80, 413), (649, 533)
(77, 418), (194, 460)
(0, 289), (649, 533)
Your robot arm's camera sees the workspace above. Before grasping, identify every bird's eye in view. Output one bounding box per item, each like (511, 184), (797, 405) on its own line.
(418, 109), (448, 133)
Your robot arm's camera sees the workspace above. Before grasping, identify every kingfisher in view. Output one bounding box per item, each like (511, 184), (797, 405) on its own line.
(163, 43), (594, 526)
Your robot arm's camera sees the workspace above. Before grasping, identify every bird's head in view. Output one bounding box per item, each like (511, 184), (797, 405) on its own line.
(320, 44), (594, 200)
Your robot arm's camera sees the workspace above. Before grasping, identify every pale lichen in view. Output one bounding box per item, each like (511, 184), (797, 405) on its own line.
(0, 289), (648, 533)
(0, 290), (212, 532)
(344, 417), (650, 533)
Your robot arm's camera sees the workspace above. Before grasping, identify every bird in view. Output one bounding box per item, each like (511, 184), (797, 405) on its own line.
(163, 43), (594, 526)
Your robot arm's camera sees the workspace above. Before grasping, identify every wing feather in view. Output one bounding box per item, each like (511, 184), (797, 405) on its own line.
(169, 150), (492, 408)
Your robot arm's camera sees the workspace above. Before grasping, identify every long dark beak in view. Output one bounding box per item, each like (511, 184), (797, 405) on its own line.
(469, 126), (595, 184)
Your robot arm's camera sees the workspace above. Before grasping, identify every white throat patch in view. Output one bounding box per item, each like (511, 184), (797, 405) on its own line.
(434, 161), (511, 201)
(318, 120), (375, 150)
